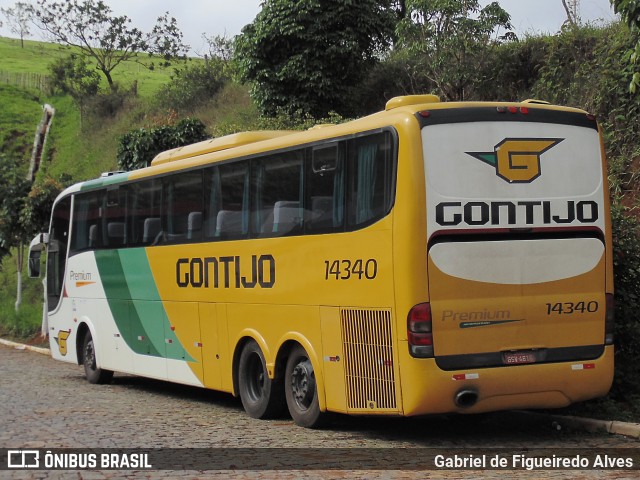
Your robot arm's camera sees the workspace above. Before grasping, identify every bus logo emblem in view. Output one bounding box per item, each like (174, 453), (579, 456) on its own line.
(466, 138), (563, 183)
(55, 330), (71, 356)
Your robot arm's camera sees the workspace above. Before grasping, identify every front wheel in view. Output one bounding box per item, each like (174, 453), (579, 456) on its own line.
(82, 330), (113, 384)
(238, 340), (284, 419)
(285, 345), (325, 428)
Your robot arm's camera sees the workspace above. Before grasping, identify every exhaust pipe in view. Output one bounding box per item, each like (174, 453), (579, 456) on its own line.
(454, 389), (479, 408)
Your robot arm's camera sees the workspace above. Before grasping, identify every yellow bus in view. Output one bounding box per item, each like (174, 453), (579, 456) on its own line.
(29, 95), (614, 428)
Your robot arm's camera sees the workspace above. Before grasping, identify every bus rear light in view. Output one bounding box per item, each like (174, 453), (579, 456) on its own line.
(419, 110), (431, 118)
(508, 106), (518, 114)
(408, 303), (434, 358)
(519, 107), (529, 114)
(605, 293), (615, 345)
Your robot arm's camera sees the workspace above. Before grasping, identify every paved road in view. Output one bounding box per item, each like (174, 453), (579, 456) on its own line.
(0, 343), (637, 479)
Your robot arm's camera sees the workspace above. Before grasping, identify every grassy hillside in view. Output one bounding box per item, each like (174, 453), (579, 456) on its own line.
(0, 36), (177, 97)
(0, 84), (43, 159)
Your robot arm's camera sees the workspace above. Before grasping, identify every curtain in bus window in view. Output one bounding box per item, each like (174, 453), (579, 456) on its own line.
(253, 161), (266, 233)
(215, 162), (249, 240)
(333, 150), (345, 227)
(355, 142), (378, 224)
(204, 167), (222, 239)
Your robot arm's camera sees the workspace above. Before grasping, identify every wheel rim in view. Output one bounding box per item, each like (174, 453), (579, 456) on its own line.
(290, 357), (315, 411)
(84, 339), (96, 371)
(246, 352), (266, 402)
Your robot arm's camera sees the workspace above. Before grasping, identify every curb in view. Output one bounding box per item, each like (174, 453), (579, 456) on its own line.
(0, 337), (50, 356)
(518, 411), (640, 439)
(1, 337), (639, 439)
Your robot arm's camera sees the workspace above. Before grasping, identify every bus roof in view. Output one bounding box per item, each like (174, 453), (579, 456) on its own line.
(151, 130), (297, 166)
(68, 95), (591, 193)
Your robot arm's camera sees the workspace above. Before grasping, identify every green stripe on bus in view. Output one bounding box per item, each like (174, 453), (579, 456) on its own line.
(94, 249), (193, 362)
(119, 249), (193, 362)
(80, 173), (129, 191)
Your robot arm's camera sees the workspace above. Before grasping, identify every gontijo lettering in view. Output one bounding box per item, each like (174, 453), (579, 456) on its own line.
(176, 254), (275, 289)
(435, 200), (598, 227)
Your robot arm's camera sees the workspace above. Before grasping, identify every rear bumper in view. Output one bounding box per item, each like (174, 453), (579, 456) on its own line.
(398, 344), (614, 416)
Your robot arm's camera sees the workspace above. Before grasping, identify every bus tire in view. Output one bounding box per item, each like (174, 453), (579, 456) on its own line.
(285, 345), (325, 428)
(82, 330), (113, 385)
(238, 340), (284, 419)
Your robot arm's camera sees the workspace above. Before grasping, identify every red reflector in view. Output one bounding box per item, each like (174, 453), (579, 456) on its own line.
(408, 331), (433, 346)
(520, 106), (529, 114)
(419, 110), (431, 118)
(584, 363), (595, 369)
(453, 374), (466, 381)
(508, 106), (518, 113)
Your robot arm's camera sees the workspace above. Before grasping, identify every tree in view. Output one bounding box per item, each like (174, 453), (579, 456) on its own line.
(0, 150), (62, 312)
(397, 0), (514, 100)
(117, 118), (209, 171)
(34, 0), (188, 91)
(0, 155), (32, 312)
(0, 1), (35, 48)
(235, 0), (396, 117)
(612, 0), (640, 93)
(49, 53), (101, 120)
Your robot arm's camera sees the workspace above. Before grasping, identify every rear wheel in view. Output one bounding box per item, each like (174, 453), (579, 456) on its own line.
(285, 345), (325, 428)
(238, 340), (284, 419)
(82, 330), (113, 384)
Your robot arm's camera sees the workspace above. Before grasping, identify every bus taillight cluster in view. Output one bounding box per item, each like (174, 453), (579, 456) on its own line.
(408, 303), (434, 358)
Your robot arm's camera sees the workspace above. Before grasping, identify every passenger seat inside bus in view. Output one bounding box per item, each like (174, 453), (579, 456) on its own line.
(88, 224), (98, 248)
(272, 201), (301, 233)
(107, 221), (125, 246)
(310, 196), (333, 228)
(188, 212), (202, 240)
(215, 210), (243, 238)
(142, 217), (161, 244)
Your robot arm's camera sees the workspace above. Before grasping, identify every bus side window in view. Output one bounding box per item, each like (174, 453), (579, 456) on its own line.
(253, 150), (304, 237)
(47, 196), (71, 312)
(206, 162), (249, 240)
(163, 171), (203, 243)
(128, 179), (161, 246)
(70, 190), (103, 254)
(306, 142), (344, 232)
(103, 187), (127, 247)
(347, 131), (395, 228)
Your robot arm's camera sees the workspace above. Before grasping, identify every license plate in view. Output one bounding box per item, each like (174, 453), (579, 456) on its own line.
(503, 351), (536, 365)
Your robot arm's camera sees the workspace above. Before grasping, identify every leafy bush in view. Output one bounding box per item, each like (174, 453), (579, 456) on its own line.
(159, 61), (228, 112)
(610, 202), (640, 398)
(117, 117), (209, 171)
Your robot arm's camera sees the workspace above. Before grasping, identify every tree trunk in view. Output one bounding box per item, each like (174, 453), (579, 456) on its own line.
(104, 69), (115, 91)
(14, 244), (24, 312)
(15, 270), (22, 313)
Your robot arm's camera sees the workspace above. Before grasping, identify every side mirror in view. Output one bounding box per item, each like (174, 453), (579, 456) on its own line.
(28, 250), (41, 278)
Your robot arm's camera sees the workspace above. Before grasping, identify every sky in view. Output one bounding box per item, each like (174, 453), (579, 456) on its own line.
(0, 0), (619, 56)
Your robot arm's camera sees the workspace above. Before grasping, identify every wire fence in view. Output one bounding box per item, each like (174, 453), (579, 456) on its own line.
(0, 71), (52, 95)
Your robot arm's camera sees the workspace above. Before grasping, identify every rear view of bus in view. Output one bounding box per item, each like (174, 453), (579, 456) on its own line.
(404, 102), (614, 414)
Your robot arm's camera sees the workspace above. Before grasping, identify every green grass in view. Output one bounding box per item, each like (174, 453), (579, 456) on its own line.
(0, 36), (181, 98)
(0, 84), (44, 159)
